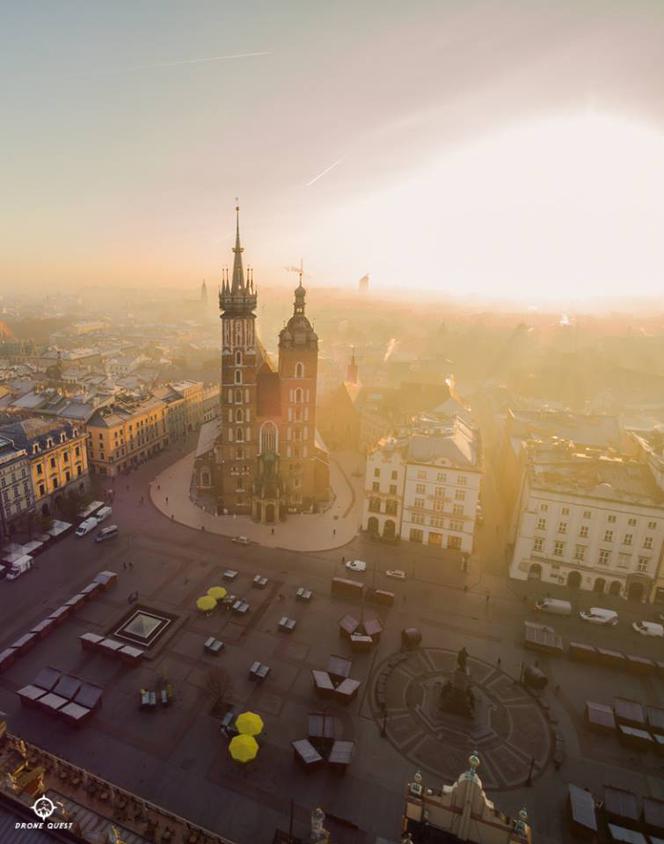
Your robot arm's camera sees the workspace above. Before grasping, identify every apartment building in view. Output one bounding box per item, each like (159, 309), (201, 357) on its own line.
(86, 397), (167, 477)
(509, 440), (664, 603)
(0, 418), (89, 515)
(362, 414), (481, 554)
(0, 436), (34, 537)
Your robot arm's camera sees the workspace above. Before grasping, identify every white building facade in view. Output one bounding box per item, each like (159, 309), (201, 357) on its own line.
(362, 415), (481, 554)
(509, 444), (664, 603)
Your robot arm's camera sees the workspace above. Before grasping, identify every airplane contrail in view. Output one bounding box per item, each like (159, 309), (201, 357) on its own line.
(305, 158), (342, 187)
(126, 51), (271, 71)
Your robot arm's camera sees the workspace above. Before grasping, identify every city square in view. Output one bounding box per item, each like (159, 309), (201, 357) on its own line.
(2, 448), (664, 842)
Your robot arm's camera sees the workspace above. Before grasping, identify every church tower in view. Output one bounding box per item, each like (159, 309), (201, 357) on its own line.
(217, 206), (258, 515)
(277, 267), (320, 509)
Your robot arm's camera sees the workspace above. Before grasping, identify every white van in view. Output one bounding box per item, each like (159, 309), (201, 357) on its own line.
(95, 505), (112, 523)
(75, 517), (99, 537)
(580, 607), (619, 626)
(534, 597), (573, 617)
(95, 525), (118, 543)
(6, 555), (33, 580)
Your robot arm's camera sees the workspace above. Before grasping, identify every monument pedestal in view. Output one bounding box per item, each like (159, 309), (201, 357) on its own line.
(439, 667), (475, 719)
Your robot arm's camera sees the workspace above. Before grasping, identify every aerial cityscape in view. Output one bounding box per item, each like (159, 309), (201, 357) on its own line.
(2, 3), (664, 844)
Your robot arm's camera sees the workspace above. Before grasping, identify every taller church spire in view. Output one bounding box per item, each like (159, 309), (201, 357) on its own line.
(231, 204), (245, 293)
(219, 203), (257, 316)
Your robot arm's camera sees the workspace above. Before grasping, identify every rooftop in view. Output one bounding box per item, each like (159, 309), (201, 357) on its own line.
(528, 442), (664, 506)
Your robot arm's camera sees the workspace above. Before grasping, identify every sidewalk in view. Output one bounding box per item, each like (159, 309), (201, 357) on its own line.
(149, 448), (365, 552)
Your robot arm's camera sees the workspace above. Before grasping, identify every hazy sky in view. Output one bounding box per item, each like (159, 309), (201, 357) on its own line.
(3, 1), (664, 302)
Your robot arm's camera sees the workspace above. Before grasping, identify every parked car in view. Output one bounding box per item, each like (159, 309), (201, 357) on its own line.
(633, 620), (664, 638)
(345, 560), (367, 573)
(385, 569), (406, 580)
(95, 525), (119, 543)
(5, 555), (33, 580)
(95, 505), (112, 523)
(579, 608), (619, 626)
(232, 536), (250, 545)
(534, 598), (573, 617)
(75, 517), (99, 537)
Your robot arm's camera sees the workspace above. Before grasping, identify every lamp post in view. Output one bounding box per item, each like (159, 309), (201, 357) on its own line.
(526, 756), (535, 786)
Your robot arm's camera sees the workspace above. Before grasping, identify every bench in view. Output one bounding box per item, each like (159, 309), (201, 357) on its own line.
(278, 617), (297, 633)
(232, 600), (250, 615)
(223, 569), (239, 581)
(204, 637), (224, 655)
(252, 575), (268, 589)
(249, 661), (270, 681)
(296, 587), (312, 601)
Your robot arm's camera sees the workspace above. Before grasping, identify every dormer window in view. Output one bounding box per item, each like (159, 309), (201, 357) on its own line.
(32, 444), (40, 455)
(46, 438), (53, 449)
(60, 433), (67, 443)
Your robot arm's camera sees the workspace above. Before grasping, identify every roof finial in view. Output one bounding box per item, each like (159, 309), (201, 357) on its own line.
(298, 258), (304, 289)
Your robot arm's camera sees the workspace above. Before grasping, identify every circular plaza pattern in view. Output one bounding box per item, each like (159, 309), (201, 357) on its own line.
(371, 647), (552, 789)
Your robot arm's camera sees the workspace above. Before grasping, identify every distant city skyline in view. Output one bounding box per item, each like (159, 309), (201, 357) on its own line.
(3, 1), (664, 303)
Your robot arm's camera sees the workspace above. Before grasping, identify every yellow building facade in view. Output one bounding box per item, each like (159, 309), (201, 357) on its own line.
(86, 397), (168, 477)
(0, 418), (89, 515)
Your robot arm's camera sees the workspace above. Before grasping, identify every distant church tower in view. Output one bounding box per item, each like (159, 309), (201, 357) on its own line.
(201, 279), (208, 305)
(346, 347), (359, 385)
(358, 273), (369, 293)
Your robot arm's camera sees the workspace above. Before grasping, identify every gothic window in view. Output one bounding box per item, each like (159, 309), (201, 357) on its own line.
(237, 446), (244, 459)
(260, 421), (278, 454)
(236, 427), (244, 442)
(294, 387), (303, 404)
(228, 389), (233, 402)
(235, 350), (242, 365)
(295, 362), (304, 378)
(235, 389), (242, 403)
(236, 409), (243, 423)
(235, 322), (242, 346)
(234, 369), (242, 384)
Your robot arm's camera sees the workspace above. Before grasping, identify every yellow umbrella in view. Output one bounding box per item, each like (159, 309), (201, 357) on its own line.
(228, 734), (259, 763)
(196, 595), (217, 612)
(235, 711), (264, 736)
(207, 586), (228, 601)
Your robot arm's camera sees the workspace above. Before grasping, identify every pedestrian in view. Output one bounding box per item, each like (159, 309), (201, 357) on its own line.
(342, 555), (345, 564)
(485, 594), (490, 606)
(497, 657), (502, 668)
(271, 527), (275, 535)
(171, 514), (174, 520)
(333, 528), (336, 536)
(165, 496), (169, 505)
(122, 562), (127, 571)
(157, 485), (161, 491)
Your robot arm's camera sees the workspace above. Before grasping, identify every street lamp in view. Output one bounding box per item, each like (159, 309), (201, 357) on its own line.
(526, 756), (535, 786)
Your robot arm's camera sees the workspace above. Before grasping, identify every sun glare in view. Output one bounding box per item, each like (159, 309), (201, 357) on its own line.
(320, 113), (664, 302)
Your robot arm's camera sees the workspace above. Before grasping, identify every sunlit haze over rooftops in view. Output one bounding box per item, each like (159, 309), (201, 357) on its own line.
(3, 2), (664, 306)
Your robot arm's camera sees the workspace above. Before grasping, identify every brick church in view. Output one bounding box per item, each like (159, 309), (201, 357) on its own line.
(193, 208), (330, 522)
